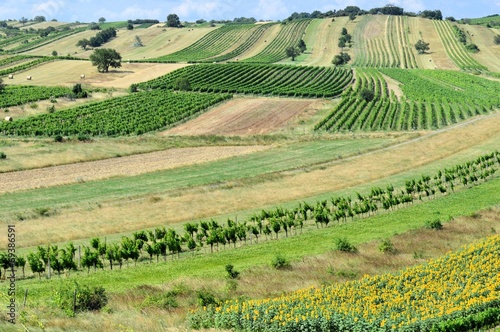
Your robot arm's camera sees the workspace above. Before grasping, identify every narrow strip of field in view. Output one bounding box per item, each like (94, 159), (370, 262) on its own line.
(300, 17), (348, 67)
(414, 17), (457, 70)
(0, 146), (269, 193)
(164, 97), (317, 136)
(4, 60), (189, 88)
(237, 24), (282, 60)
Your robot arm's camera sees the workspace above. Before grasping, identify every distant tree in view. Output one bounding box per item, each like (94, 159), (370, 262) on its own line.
(89, 48), (122, 73)
(127, 23), (134, 30)
(446, 16), (456, 22)
(166, 14), (181, 27)
(89, 22), (100, 30)
(286, 46), (301, 61)
(76, 38), (91, 50)
(133, 35), (143, 47)
(465, 43), (479, 52)
(98, 17), (106, 24)
(19, 17), (28, 25)
(196, 19), (206, 24)
(349, 13), (356, 22)
(494, 35), (500, 45)
(338, 38), (346, 49)
(360, 88), (375, 102)
(332, 52), (351, 65)
(341, 27), (348, 35)
(52, 50), (58, 56)
(173, 77), (191, 91)
(34, 16), (46, 22)
(415, 39), (430, 54)
(297, 39), (307, 52)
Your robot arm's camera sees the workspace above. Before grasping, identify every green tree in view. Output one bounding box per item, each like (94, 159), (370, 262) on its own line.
(286, 46), (301, 61)
(16, 256), (26, 278)
(360, 88), (375, 102)
(98, 17), (106, 24)
(174, 76), (191, 91)
(76, 38), (91, 50)
(338, 37), (346, 49)
(341, 27), (348, 35)
(127, 23), (134, 30)
(27, 252), (44, 279)
(494, 35), (500, 45)
(89, 48), (122, 73)
(297, 39), (307, 52)
(34, 16), (46, 22)
(167, 14), (181, 27)
(349, 13), (356, 21)
(415, 39), (430, 54)
(332, 52), (351, 65)
(52, 50), (58, 56)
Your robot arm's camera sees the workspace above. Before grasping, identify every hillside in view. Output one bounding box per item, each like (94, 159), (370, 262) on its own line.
(0, 12), (499, 332)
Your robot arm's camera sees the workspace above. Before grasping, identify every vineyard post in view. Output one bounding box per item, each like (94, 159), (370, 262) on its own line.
(47, 256), (51, 280)
(78, 245), (81, 269)
(23, 288), (28, 308)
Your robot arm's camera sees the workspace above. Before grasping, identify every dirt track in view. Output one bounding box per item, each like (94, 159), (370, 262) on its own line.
(0, 146), (268, 193)
(165, 97), (318, 136)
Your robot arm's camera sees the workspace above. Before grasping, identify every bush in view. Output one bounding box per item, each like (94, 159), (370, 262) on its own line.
(0, 151), (6, 159)
(335, 238), (357, 253)
(425, 218), (443, 230)
(196, 289), (218, 307)
(495, 35), (500, 45)
(54, 135), (63, 142)
(225, 264), (240, 279)
(379, 239), (396, 254)
(360, 88), (375, 102)
(271, 254), (291, 269)
(465, 43), (480, 52)
(54, 282), (108, 316)
(142, 293), (178, 310)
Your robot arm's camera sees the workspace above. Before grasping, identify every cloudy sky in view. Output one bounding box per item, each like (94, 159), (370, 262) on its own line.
(0, 0), (498, 23)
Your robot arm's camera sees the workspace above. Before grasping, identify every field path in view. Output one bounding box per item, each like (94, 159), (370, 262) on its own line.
(0, 146), (268, 193)
(164, 97), (317, 136)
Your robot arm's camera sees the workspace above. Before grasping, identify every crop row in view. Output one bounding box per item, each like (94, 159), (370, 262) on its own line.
(0, 85), (71, 108)
(433, 20), (487, 71)
(190, 233), (500, 331)
(394, 16), (418, 68)
(154, 24), (257, 62)
(6, 151), (498, 282)
(138, 63), (353, 98)
(4, 27), (87, 53)
(0, 56), (55, 76)
(316, 68), (498, 132)
(0, 91), (231, 136)
(243, 19), (311, 63)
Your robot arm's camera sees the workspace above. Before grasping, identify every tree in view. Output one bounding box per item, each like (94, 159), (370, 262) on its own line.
(174, 77), (191, 91)
(494, 35), (500, 45)
(90, 48), (122, 72)
(34, 16), (46, 22)
(127, 23), (134, 30)
(98, 17), (106, 24)
(341, 27), (348, 35)
(415, 39), (430, 54)
(360, 88), (375, 102)
(332, 52), (351, 65)
(19, 17), (28, 25)
(76, 38), (91, 50)
(338, 37), (346, 49)
(166, 14), (181, 27)
(349, 13), (356, 22)
(297, 39), (307, 53)
(52, 50), (58, 56)
(0, 78), (4, 93)
(286, 46), (301, 61)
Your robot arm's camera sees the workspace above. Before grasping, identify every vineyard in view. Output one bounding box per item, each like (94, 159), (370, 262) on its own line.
(138, 63), (353, 98)
(190, 235), (500, 331)
(151, 24), (260, 63)
(315, 68), (499, 132)
(242, 19), (311, 63)
(7, 151), (499, 280)
(0, 85), (71, 108)
(0, 91), (231, 136)
(433, 20), (488, 71)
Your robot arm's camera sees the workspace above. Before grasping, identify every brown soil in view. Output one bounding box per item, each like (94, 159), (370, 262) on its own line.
(164, 97), (317, 136)
(0, 146), (268, 193)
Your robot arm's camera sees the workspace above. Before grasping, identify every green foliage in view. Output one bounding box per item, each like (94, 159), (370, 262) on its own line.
(425, 218), (443, 230)
(71, 83), (88, 98)
(0, 151), (6, 159)
(166, 14), (181, 28)
(415, 39), (430, 54)
(285, 46), (301, 61)
(271, 254), (290, 269)
(465, 43), (480, 52)
(297, 39), (306, 52)
(225, 264), (240, 279)
(360, 88), (374, 102)
(142, 292), (178, 310)
(139, 63), (352, 98)
(196, 289), (218, 307)
(89, 48), (122, 73)
(334, 237), (357, 253)
(379, 239), (396, 254)
(53, 282), (108, 315)
(54, 135), (63, 142)
(173, 77), (191, 91)
(494, 35), (500, 45)
(51, 50), (58, 56)
(332, 52), (351, 65)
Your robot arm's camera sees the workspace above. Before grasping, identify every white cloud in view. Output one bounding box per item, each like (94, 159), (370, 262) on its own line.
(252, 0), (289, 20)
(32, 0), (65, 18)
(392, 0), (426, 12)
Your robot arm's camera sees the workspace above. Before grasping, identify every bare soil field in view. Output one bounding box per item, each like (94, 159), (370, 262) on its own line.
(3, 60), (188, 88)
(0, 146), (268, 193)
(164, 97), (318, 136)
(9, 112), (499, 248)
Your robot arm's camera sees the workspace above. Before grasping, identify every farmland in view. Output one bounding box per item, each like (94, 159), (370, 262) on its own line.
(0, 8), (499, 332)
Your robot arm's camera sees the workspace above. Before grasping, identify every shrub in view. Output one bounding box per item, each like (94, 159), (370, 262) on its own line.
(271, 254), (291, 269)
(360, 88), (375, 102)
(466, 43), (480, 53)
(54, 135), (64, 143)
(77, 134), (91, 142)
(225, 264), (240, 279)
(495, 35), (500, 45)
(0, 151), (6, 159)
(196, 289), (218, 307)
(54, 282), (108, 316)
(379, 239), (396, 254)
(425, 218), (443, 230)
(335, 238), (357, 253)
(47, 104), (56, 113)
(142, 293), (178, 310)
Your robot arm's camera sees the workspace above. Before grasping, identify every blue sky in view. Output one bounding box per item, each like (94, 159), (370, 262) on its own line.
(0, 0), (498, 23)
